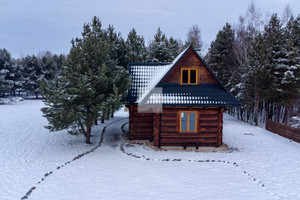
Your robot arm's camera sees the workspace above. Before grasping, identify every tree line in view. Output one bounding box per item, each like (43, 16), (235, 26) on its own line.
(205, 3), (300, 125)
(40, 17), (202, 143)
(0, 50), (66, 98)
(1, 3), (298, 142)
(0, 16), (202, 143)
(0, 25), (202, 99)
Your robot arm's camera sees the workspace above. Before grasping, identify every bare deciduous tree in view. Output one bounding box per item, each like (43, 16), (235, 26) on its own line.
(185, 25), (203, 52)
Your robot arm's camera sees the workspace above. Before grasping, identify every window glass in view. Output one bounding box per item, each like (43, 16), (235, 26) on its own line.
(190, 70), (196, 84)
(182, 70), (188, 83)
(181, 112), (188, 131)
(189, 112), (196, 131)
(180, 112), (197, 132)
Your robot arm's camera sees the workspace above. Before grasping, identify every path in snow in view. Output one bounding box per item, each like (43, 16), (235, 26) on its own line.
(20, 118), (126, 200)
(30, 116), (298, 200)
(1, 101), (299, 200)
(119, 122), (283, 200)
(0, 100), (126, 200)
(118, 117), (300, 200)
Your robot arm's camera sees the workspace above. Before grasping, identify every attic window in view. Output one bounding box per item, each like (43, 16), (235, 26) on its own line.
(181, 68), (198, 84)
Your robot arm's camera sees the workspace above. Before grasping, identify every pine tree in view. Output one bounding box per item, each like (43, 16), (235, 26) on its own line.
(264, 14), (286, 103)
(147, 27), (171, 62)
(106, 25), (127, 68)
(242, 33), (271, 125)
(206, 23), (235, 86)
(41, 16), (130, 144)
(125, 28), (147, 65)
(168, 37), (179, 60)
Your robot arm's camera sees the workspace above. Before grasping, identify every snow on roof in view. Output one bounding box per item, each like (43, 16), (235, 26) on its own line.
(135, 46), (189, 104)
(127, 45), (242, 107)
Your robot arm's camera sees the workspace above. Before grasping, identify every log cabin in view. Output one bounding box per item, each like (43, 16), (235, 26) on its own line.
(126, 45), (242, 148)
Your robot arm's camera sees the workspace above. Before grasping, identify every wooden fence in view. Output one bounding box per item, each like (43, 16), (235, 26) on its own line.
(266, 120), (300, 143)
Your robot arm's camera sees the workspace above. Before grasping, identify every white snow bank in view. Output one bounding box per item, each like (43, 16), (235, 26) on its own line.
(1, 101), (299, 200)
(289, 116), (300, 128)
(0, 97), (24, 104)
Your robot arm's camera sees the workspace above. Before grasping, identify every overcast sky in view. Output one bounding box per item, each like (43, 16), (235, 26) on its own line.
(0, 0), (299, 58)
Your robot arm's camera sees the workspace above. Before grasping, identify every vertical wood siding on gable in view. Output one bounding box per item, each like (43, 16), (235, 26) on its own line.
(161, 49), (218, 84)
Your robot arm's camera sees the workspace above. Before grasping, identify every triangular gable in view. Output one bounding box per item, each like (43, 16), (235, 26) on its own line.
(136, 46), (190, 103)
(157, 45), (228, 90)
(136, 45), (242, 107)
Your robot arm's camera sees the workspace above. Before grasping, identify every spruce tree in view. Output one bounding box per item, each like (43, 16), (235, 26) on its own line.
(264, 14), (286, 103)
(281, 16), (300, 122)
(41, 16), (130, 144)
(39, 51), (65, 82)
(20, 55), (43, 98)
(0, 49), (14, 97)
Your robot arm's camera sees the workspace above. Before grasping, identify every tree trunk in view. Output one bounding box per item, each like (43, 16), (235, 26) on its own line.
(240, 108), (244, 121)
(101, 112), (105, 123)
(86, 126), (91, 144)
(254, 93), (260, 126)
(111, 110), (114, 118)
(277, 106), (280, 123)
(283, 95), (290, 124)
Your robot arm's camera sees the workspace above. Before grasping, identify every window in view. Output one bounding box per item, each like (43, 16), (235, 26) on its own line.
(181, 68), (198, 84)
(180, 111), (197, 132)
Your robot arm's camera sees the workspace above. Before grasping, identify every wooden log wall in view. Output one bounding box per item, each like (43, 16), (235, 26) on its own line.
(159, 107), (224, 147)
(128, 104), (154, 140)
(127, 104), (225, 147)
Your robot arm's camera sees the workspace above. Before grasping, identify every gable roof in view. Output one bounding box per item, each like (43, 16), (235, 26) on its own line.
(127, 45), (242, 107)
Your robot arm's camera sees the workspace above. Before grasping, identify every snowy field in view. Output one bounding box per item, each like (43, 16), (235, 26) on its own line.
(0, 100), (300, 200)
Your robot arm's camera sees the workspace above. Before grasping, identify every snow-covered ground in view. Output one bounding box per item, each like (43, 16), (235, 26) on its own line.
(1, 100), (299, 200)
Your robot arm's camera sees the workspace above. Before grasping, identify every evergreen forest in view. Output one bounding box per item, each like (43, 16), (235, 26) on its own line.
(1, 3), (299, 142)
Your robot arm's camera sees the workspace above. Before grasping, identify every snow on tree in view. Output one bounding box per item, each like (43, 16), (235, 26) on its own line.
(206, 23), (235, 87)
(41, 16), (130, 144)
(281, 16), (300, 96)
(106, 25), (127, 68)
(147, 27), (171, 62)
(38, 51), (66, 81)
(168, 37), (179, 60)
(263, 14), (287, 103)
(125, 28), (147, 65)
(19, 55), (43, 98)
(0, 49), (15, 97)
(280, 15), (300, 122)
(242, 33), (272, 125)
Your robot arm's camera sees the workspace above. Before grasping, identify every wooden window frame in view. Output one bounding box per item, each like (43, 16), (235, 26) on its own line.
(180, 68), (198, 85)
(179, 111), (197, 133)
